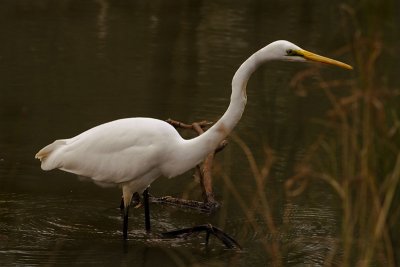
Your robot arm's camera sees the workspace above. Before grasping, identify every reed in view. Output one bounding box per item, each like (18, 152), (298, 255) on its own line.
(224, 26), (399, 267)
(285, 32), (399, 265)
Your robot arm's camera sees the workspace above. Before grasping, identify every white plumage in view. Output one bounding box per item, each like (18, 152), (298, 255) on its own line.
(36, 40), (352, 239)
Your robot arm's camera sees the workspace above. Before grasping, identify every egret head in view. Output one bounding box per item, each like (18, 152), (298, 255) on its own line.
(262, 40), (353, 70)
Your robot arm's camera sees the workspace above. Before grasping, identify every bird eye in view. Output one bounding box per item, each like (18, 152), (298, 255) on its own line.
(286, 49), (294, 56)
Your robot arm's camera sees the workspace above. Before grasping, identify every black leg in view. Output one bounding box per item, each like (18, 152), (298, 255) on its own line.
(123, 204), (130, 240)
(143, 188), (151, 232)
(119, 197), (124, 211)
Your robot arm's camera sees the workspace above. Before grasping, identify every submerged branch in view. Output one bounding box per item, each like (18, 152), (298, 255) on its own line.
(149, 195), (219, 213)
(162, 224), (242, 250)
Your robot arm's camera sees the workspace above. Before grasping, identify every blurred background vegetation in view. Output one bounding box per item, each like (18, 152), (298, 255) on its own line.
(0, 0), (398, 266)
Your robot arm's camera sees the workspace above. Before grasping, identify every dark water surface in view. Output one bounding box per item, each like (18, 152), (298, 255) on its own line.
(0, 0), (398, 266)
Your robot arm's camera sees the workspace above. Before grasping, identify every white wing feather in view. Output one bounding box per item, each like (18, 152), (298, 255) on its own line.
(36, 118), (182, 186)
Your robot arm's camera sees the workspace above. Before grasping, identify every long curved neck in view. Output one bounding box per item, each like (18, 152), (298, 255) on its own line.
(182, 48), (266, 160)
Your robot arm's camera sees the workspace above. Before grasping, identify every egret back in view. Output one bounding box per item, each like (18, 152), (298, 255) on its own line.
(35, 118), (185, 187)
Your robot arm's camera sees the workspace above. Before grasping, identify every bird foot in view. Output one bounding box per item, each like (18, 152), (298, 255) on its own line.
(161, 224), (242, 250)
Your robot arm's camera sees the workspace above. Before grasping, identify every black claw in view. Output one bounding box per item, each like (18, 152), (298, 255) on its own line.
(162, 224), (242, 250)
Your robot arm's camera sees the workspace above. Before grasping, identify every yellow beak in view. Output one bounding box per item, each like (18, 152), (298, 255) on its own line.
(297, 49), (353, 70)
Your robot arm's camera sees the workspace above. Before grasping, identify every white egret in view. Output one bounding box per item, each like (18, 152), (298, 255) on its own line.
(35, 40), (352, 239)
